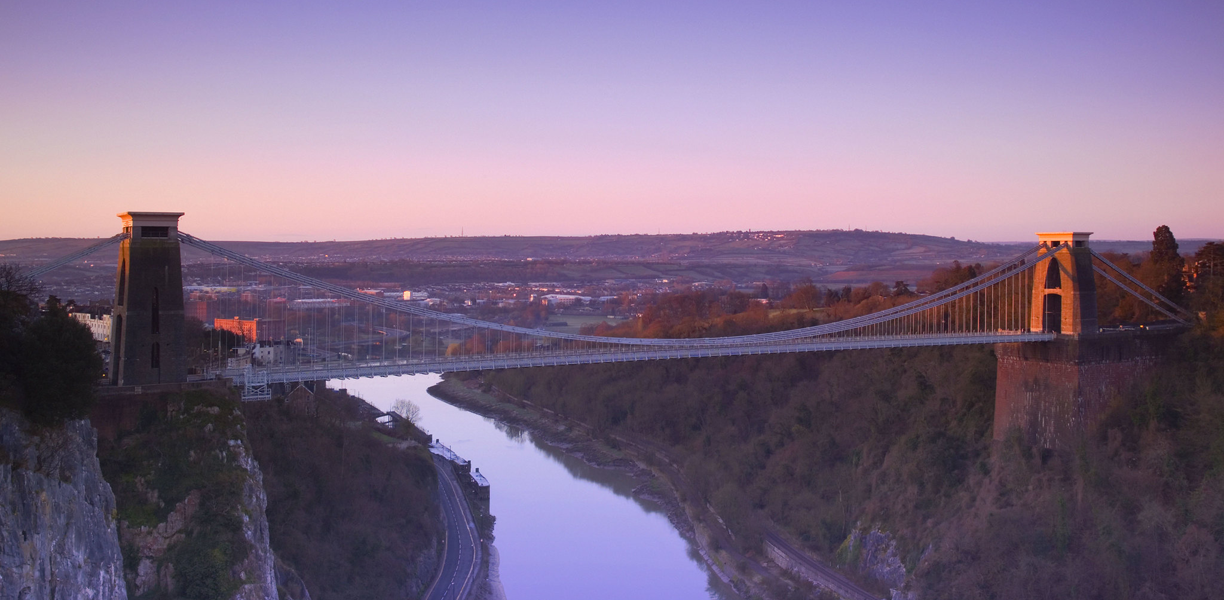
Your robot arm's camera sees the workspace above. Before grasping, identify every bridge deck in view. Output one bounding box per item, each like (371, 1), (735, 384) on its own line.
(209, 332), (1056, 385)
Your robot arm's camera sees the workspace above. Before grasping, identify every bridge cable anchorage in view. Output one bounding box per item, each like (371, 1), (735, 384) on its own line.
(1089, 249), (1196, 322)
(24, 232), (129, 279)
(177, 231), (1048, 348)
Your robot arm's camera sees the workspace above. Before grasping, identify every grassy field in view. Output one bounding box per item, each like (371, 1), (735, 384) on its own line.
(542, 313), (628, 333)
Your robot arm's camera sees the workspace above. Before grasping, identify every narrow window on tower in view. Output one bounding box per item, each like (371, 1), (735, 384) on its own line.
(116, 260), (126, 306)
(113, 316), (123, 357)
(151, 287), (160, 334)
(151, 342), (160, 369)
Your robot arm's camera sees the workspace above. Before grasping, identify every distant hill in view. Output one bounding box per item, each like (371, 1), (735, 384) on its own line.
(2, 229), (1026, 266)
(4, 230), (1215, 287)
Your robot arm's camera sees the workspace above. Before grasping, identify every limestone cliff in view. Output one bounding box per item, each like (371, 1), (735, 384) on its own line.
(839, 526), (916, 600)
(230, 434), (277, 600)
(99, 389), (277, 600)
(0, 409), (127, 600)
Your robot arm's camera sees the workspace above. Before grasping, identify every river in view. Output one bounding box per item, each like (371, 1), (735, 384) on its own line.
(337, 374), (737, 600)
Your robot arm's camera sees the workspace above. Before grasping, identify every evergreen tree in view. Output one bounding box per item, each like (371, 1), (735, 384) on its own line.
(1151, 225), (1181, 264)
(1150, 225), (1187, 306)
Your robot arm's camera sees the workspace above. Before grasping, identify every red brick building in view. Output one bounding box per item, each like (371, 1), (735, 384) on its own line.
(213, 317), (285, 342)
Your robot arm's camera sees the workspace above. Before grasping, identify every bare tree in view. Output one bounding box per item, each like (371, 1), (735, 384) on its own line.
(0, 263), (40, 317)
(391, 398), (421, 425)
(0, 263), (39, 295)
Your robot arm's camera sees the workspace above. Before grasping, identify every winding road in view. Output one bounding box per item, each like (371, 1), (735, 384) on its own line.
(424, 458), (482, 600)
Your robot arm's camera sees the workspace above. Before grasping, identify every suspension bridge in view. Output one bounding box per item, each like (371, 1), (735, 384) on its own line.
(24, 212), (1193, 446)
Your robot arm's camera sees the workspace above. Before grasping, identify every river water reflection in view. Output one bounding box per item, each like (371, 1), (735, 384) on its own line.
(338, 375), (736, 600)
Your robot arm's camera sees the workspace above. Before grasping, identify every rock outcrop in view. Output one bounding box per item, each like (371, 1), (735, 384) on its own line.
(119, 490), (199, 595)
(230, 438), (277, 600)
(841, 526), (915, 600)
(101, 389), (278, 600)
(273, 555), (311, 600)
(0, 409), (127, 600)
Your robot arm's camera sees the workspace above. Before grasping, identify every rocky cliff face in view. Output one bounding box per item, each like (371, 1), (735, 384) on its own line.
(0, 409), (127, 600)
(100, 390), (278, 600)
(118, 439), (277, 600)
(840, 526), (916, 600)
(230, 435), (277, 600)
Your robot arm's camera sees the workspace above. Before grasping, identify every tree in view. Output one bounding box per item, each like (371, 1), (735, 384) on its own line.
(391, 399), (421, 425)
(1151, 225), (1181, 264)
(18, 296), (104, 426)
(0, 263), (39, 409)
(892, 280), (913, 297)
(919, 261), (983, 294)
(783, 284), (822, 310)
(0, 263), (39, 320)
(1194, 242), (1224, 282)
(1150, 225), (1187, 307)
(1191, 243), (1224, 330)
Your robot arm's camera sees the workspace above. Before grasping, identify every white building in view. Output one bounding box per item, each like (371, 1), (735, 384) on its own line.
(289, 298), (347, 310)
(252, 341), (297, 366)
(71, 311), (112, 343)
(541, 294), (591, 306)
(402, 290), (429, 300)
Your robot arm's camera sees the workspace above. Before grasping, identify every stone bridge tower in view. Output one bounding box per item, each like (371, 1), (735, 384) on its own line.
(994, 232), (1166, 448)
(1028, 232), (1098, 335)
(109, 212), (187, 386)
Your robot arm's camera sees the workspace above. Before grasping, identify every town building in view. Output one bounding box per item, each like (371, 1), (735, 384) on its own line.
(70, 307), (112, 342)
(540, 294), (591, 306)
(252, 340), (298, 366)
(214, 317), (285, 342)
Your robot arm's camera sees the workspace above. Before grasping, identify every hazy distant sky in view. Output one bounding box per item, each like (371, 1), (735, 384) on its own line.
(2, 2), (1221, 241)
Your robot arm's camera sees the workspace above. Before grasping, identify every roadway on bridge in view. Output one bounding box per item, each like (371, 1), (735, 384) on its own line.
(424, 458), (482, 600)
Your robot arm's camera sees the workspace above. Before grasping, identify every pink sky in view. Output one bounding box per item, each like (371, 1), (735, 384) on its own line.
(2, 2), (1221, 242)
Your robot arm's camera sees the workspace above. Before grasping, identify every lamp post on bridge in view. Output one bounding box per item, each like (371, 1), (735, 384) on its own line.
(109, 212), (187, 386)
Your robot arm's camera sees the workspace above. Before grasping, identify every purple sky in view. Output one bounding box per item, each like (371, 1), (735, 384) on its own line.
(2, 2), (1221, 242)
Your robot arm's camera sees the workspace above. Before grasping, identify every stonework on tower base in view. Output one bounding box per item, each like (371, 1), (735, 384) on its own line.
(994, 332), (1174, 449)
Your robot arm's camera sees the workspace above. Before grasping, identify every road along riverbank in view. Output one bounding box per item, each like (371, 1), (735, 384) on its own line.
(423, 443), (484, 600)
(428, 376), (879, 600)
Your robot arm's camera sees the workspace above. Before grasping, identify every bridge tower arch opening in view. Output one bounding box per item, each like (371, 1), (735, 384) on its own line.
(1041, 256), (1063, 333)
(110, 212), (187, 385)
